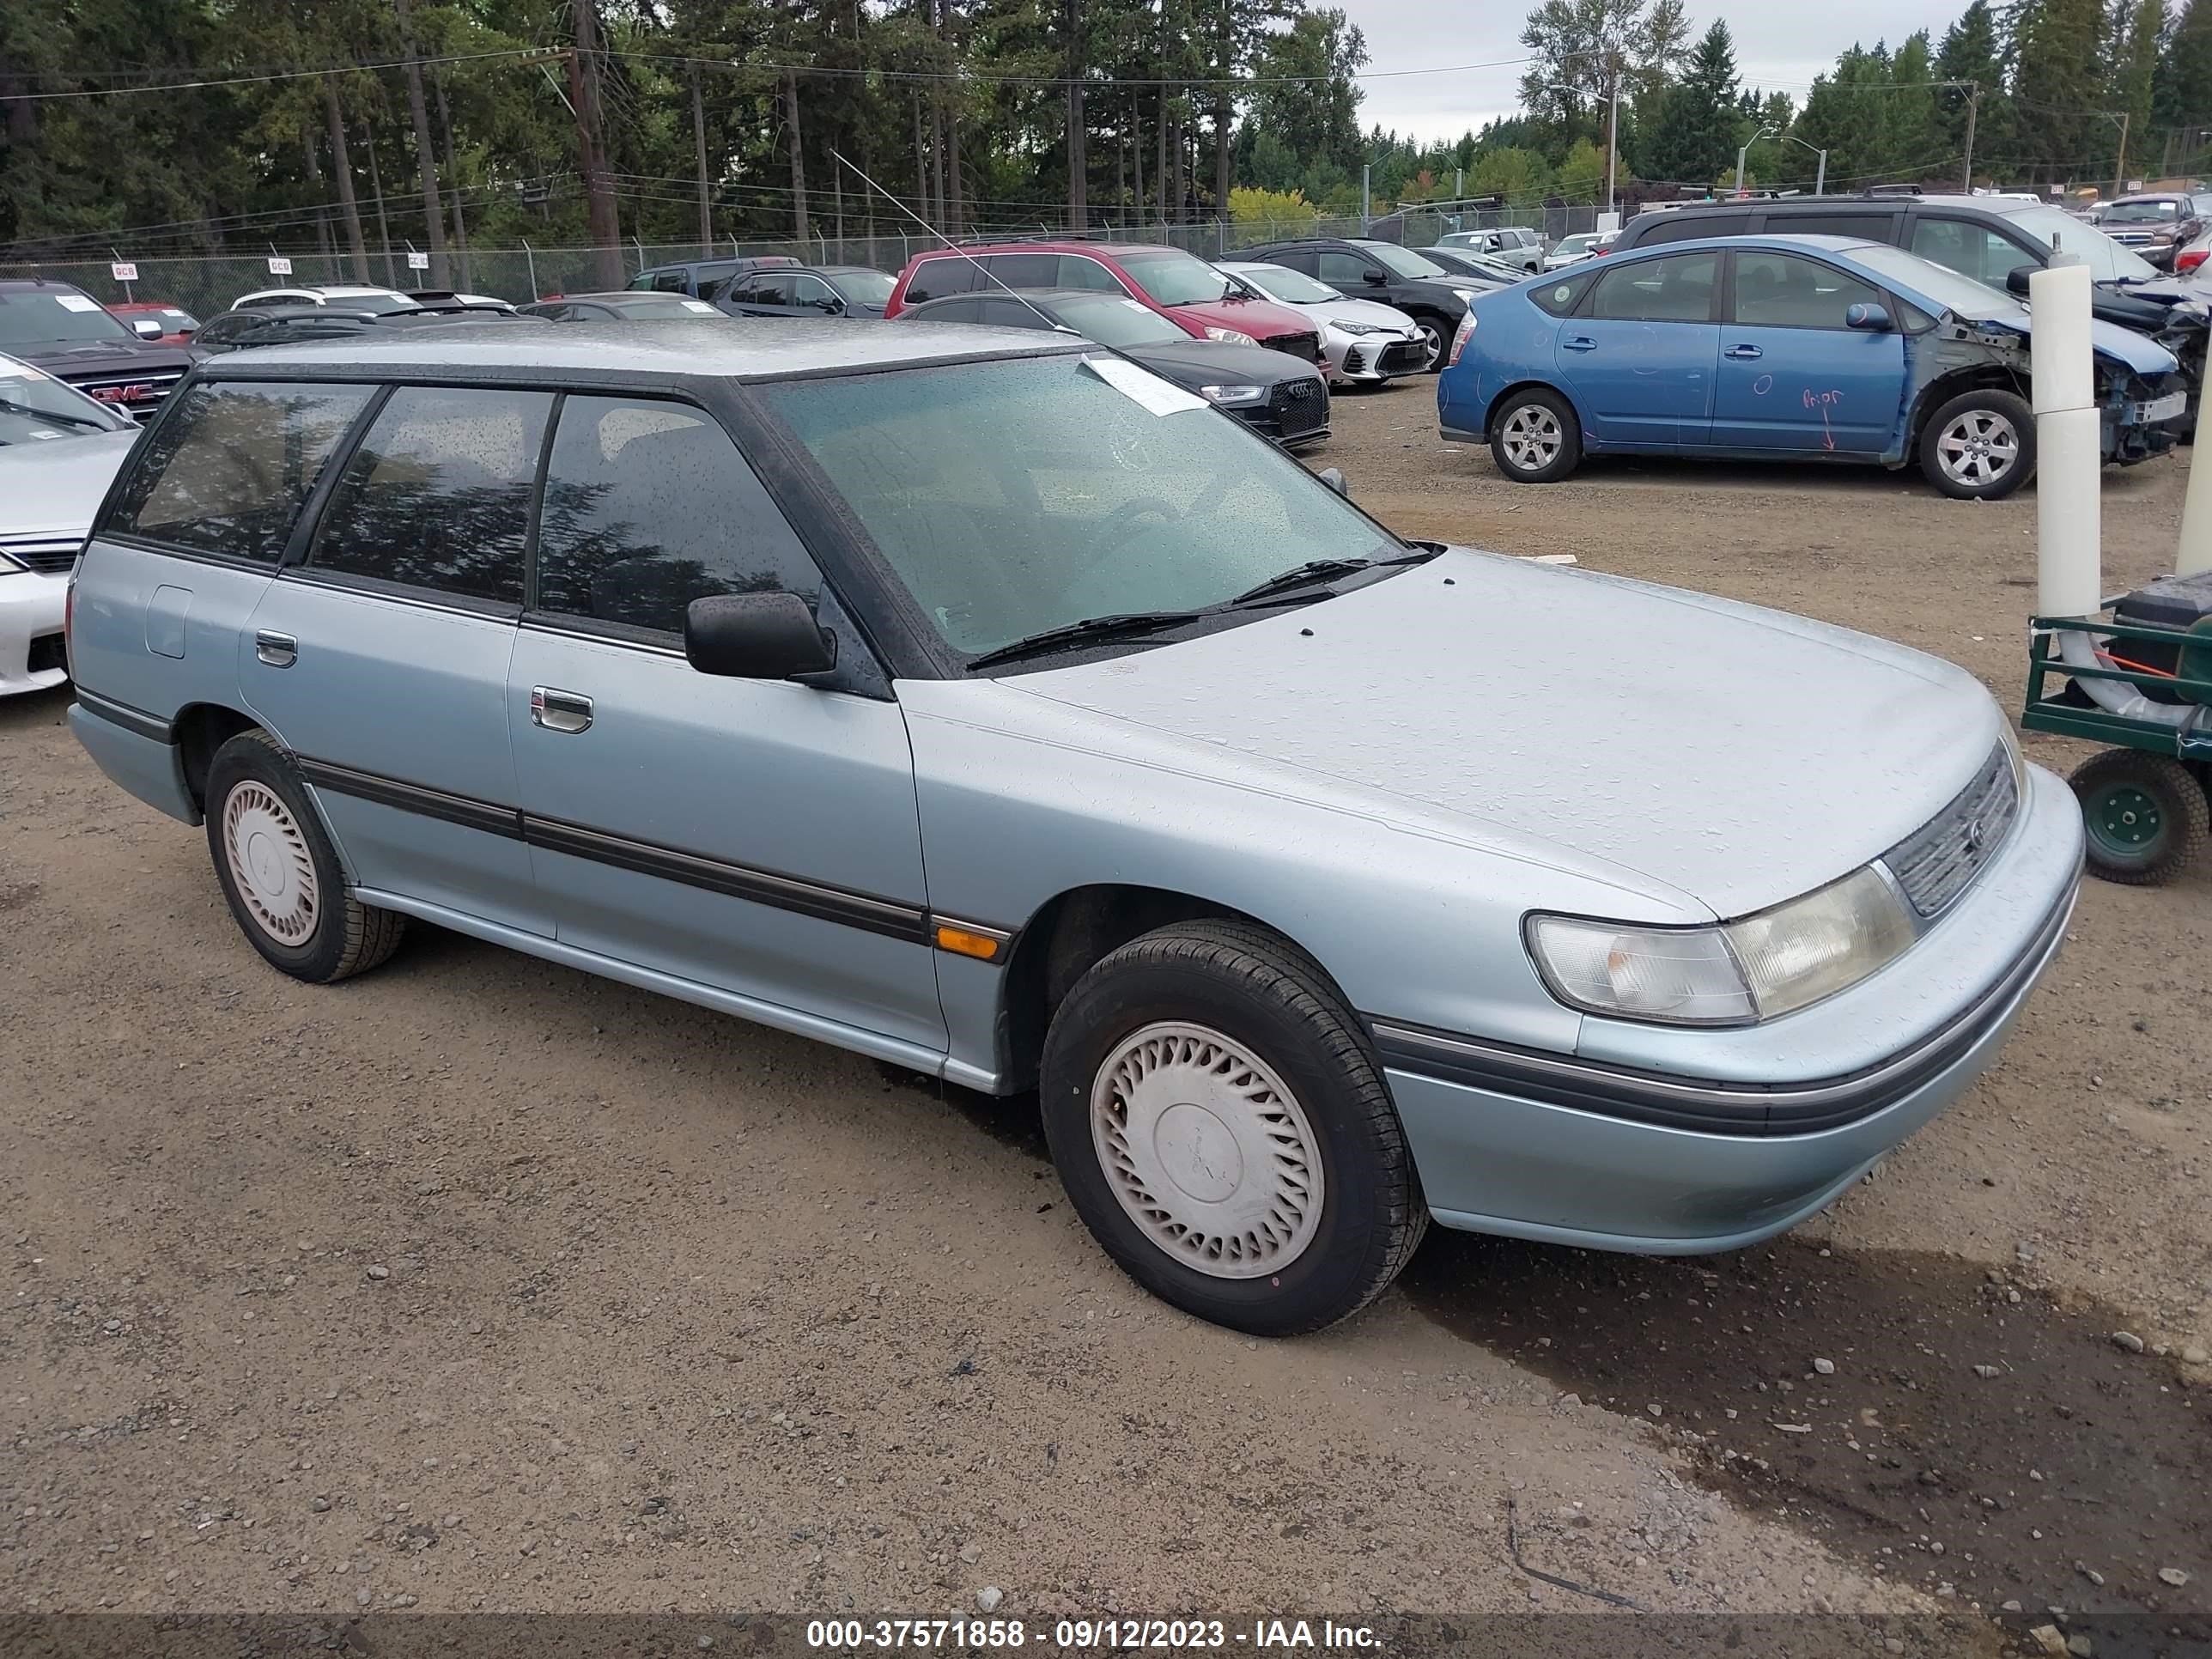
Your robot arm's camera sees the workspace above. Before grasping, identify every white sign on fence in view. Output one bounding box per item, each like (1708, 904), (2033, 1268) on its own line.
(266, 255), (294, 276)
(110, 261), (138, 283)
(407, 251), (430, 271)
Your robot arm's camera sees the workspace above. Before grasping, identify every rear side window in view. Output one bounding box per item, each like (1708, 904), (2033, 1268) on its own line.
(1058, 256), (1125, 291)
(307, 385), (554, 605)
(904, 257), (981, 306)
(1764, 212), (1895, 240)
(106, 380), (371, 563)
(985, 253), (1057, 288)
(1589, 252), (1718, 322)
(1634, 211), (1749, 246)
(1530, 272), (1595, 316)
(1911, 218), (2037, 289)
(533, 397), (823, 635)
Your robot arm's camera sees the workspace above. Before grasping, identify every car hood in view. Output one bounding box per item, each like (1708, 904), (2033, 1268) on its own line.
(1162, 294), (1315, 342)
(9, 337), (198, 374)
(1292, 297), (1420, 333)
(0, 427), (137, 535)
(1123, 339), (1322, 385)
(1000, 548), (2000, 920)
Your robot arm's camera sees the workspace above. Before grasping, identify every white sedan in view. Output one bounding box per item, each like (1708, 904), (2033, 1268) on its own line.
(0, 355), (140, 697)
(1215, 261), (1431, 383)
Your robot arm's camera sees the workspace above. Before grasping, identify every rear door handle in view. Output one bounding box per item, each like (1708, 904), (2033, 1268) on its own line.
(531, 686), (593, 734)
(1562, 337), (1598, 352)
(254, 630), (297, 668)
(1724, 344), (1763, 361)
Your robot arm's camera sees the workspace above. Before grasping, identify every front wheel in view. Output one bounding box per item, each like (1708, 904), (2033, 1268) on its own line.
(2069, 748), (2208, 884)
(1409, 313), (1447, 372)
(1921, 388), (2036, 500)
(1489, 387), (1583, 483)
(1039, 921), (1427, 1336)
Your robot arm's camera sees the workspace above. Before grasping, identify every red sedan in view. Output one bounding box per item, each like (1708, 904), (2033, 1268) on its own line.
(104, 301), (202, 345)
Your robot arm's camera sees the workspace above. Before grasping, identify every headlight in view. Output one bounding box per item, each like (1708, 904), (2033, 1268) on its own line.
(1199, 383), (1267, 407)
(1526, 866), (1917, 1027)
(0, 551), (27, 575)
(1334, 321), (1389, 336)
(1204, 326), (1257, 346)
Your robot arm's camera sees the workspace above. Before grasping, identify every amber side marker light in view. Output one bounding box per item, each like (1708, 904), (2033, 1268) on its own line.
(935, 925), (1002, 962)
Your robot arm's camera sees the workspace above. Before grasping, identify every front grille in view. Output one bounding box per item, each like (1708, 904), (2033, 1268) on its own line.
(26, 633), (66, 676)
(1, 536), (81, 574)
(1379, 341), (1427, 373)
(1881, 742), (2020, 918)
(1265, 331), (1322, 362)
(58, 368), (184, 423)
(1267, 378), (1328, 440)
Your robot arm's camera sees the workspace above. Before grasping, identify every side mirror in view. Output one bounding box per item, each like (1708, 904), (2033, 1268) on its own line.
(1844, 301), (1893, 331)
(1317, 466), (1350, 498)
(1361, 268), (1388, 286)
(130, 318), (163, 338)
(684, 592), (837, 680)
(2006, 266), (2033, 297)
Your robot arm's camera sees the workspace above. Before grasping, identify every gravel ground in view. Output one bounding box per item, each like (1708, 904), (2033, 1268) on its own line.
(2, 380), (2206, 1632)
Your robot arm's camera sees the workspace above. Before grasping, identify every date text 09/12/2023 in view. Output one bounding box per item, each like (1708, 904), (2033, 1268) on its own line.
(805, 1619), (1383, 1650)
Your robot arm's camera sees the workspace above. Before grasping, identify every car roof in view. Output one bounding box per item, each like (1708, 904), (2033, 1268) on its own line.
(0, 276), (93, 291)
(1610, 232), (1885, 257)
(202, 317), (1079, 379)
(917, 241), (1175, 258)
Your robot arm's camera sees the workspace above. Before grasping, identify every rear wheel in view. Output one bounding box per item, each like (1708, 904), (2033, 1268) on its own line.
(1921, 388), (2036, 500)
(1489, 388), (1583, 483)
(2069, 748), (2208, 884)
(1039, 921), (1426, 1336)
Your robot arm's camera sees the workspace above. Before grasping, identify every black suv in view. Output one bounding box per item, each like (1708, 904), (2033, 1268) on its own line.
(716, 264), (897, 319)
(1610, 193), (2210, 434)
(1237, 238), (1480, 370)
(0, 276), (198, 422)
(628, 254), (801, 300)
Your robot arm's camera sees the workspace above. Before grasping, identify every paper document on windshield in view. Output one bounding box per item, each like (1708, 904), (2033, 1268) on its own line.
(1080, 354), (1207, 416)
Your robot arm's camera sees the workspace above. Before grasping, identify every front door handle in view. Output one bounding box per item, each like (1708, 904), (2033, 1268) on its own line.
(255, 630), (297, 668)
(531, 686), (593, 734)
(1562, 337), (1598, 352)
(1724, 343), (1764, 361)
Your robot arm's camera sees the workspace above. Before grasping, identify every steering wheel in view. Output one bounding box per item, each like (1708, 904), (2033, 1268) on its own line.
(1079, 497), (1181, 565)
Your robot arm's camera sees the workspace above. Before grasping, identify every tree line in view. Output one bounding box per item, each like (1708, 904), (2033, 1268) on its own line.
(3, 0), (2210, 285)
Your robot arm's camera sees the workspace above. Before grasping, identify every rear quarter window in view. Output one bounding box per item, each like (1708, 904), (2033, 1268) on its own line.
(1632, 212), (1750, 246)
(1529, 272), (1595, 316)
(903, 257), (981, 306)
(103, 380), (372, 563)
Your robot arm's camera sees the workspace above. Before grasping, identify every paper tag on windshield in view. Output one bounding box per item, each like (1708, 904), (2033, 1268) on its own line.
(54, 294), (100, 313)
(1080, 354), (1207, 416)
(681, 299), (718, 314)
(0, 360), (33, 378)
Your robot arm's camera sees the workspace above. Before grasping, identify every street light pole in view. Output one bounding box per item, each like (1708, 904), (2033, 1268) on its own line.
(1784, 134), (1827, 196)
(1735, 126), (1777, 195)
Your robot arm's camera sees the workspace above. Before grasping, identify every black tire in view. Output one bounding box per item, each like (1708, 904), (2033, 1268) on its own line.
(1407, 311), (1449, 373)
(1038, 919), (1427, 1336)
(2069, 748), (2208, 885)
(204, 729), (406, 981)
(1488, 386), (1583, 483)
(1919, 387), (2037, 500)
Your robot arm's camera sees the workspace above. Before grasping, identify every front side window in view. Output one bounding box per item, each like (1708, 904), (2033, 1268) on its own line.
(984, 253), (1058, 288)
(1057, 257), (1125, 292)
(307, 386), (553, 605)
(1731, 252), (1880, 329)
(1911, 219), (2037, 291)
(653, 269), (694, 294)
(1589, 252), (1718, 322)
(106, 380), (372, 562)
(903, 257), (981, 305)
(763, 355), (1394, 660)
(534, 397), (823, 635)
(1316, 251), (1376, 286)
(830, 269), (896, 307)
(1114, 250), (1233, 306)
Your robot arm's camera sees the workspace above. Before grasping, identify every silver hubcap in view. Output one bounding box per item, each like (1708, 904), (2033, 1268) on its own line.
(222, 781), (319, 945)
(1937, 409), (2021, 489)
(1417, 322), (1443, 368)
(1501, 404), (1564, 472)
(1091, 1022), (1326, 1279)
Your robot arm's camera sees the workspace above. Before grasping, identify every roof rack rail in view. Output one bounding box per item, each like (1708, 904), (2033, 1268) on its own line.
(951, 230), (1117, 246)
(1863, 184), (1923, 198)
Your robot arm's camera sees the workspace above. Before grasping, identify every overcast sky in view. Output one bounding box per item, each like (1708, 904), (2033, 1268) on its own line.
(1348, 1), (1969, 143)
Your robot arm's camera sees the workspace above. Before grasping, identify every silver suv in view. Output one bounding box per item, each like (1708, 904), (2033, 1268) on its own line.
(66, 322), (2082, 1334)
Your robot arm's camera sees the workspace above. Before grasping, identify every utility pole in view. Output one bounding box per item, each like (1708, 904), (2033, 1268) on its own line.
(392, 0), (448, 287)
(1960, 84), (1979, 192)
(1603, 64), (1619, 219)
(567, 2), (622, 290)
(2112, 110), (2131, 198)
(1360, 163), (1370, 231)
(1066, 0), (1087, 228)
(786, 68), (809, 243)
(691, 61), (713, 257)
(323, 76), (372, 282)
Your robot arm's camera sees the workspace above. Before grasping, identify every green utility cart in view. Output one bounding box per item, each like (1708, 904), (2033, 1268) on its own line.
(2024, 571), (2212, 884)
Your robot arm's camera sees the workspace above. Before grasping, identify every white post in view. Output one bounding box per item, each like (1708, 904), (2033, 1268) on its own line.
(2029, 253), (2103, 617)
(2179, 437), (2212, 575)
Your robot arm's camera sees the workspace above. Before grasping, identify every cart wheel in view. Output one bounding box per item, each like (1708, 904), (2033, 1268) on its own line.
(2069, 749), (2209, 885)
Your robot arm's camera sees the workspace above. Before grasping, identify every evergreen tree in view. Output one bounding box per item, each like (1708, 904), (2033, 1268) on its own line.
(2011, 0), (2106, 183)
(1638, 19), (1741, 187)
(1936, 0), (2009, 182)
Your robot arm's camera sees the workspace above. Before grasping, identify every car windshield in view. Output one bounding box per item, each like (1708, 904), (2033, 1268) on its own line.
(763, 354), (1395, 660)
(1995, 203), (2158, 281)
(1849, 244), (2019, 319)
(331, 291), (421, 314)
(0, 289), (135, 346)
(1363, 244), (1449, 279)
(1050, 295), (1191, 347)
(2099, 199), (2179, 222)
(1232, 264), (1339, 304)
(0, 357), (134, 442)
(1116, 250), (1232, 306)
(1556, 235), (1595, 254)
(829, 269), (896, 306)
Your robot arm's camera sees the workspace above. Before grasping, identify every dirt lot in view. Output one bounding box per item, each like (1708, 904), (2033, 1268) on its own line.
(3, 383), (2208, 1634)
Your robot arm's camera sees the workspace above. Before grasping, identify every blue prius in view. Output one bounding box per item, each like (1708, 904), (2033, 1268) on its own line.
(1437, 234), (2187, 500)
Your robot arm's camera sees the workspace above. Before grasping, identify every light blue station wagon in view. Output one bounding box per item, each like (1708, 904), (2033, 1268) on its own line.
(67, 321), (2082, 1334)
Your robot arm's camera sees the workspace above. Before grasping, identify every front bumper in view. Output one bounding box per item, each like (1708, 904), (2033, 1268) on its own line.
(1373, 764), (2084, 1253)
(0, 571), (69, 697)
(1334, 337), (1428, 383)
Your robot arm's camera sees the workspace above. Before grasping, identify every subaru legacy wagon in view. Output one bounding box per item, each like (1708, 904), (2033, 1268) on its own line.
(67, 322), (2083, 1335)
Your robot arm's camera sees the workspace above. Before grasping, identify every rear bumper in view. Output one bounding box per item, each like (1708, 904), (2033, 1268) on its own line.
(0, 572), (69, 697)
(69, 695), (200, 824)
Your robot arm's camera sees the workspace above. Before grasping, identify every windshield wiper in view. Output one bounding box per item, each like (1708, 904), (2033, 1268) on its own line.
(1228, 548), (1438, 606)
(964, 610), (1207, 670)
(0, 396), (107, 433)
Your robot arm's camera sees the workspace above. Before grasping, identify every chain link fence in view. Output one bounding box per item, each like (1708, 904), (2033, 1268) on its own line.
(1, 205), (1607, 314)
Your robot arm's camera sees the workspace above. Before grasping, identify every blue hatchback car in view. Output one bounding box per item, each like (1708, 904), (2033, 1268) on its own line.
(1437, 234), (2186, 500)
